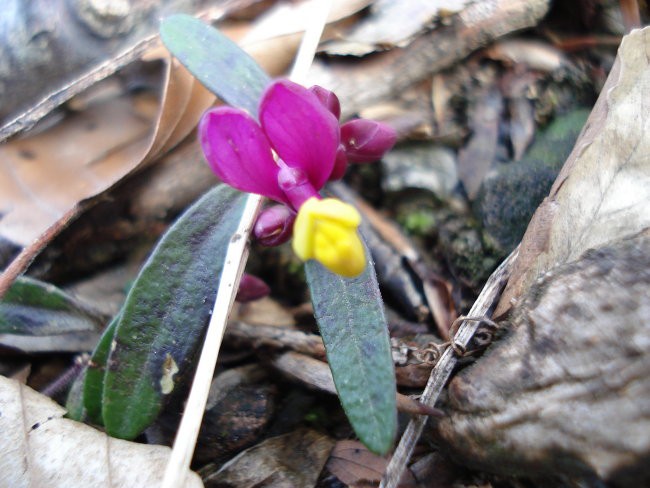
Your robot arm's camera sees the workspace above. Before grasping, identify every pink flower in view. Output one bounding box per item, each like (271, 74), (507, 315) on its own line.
(198, 79), (396, 276)
(199, 79), (339, 211)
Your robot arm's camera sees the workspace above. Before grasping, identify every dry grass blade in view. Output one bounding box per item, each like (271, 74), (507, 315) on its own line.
(161, 3), (333, 486)
(380, 248), (518, 488)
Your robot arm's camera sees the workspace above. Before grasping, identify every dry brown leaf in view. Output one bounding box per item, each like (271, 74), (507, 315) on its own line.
(0, 48), (215, 247)
(323, 0), (471, 56)
(0, 375), (202, 488)
(307, 0), (551, 119)
(327, 440), (416, 487)
(202, 428), (334, 488)
(484, 39), (568, 72)
(240, 0), (372, 76)
(241, 0), (371, 45)
(495, 26), (650, 316)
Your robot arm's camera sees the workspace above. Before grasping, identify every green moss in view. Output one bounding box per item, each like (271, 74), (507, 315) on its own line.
(476, 109), (590, 253)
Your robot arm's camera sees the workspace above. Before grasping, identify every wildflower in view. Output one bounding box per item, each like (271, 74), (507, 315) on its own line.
(199, 79), (395, 277)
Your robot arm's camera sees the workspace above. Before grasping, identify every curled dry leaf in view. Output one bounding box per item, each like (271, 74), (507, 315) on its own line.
(496, 26), (650, 316)
(241, 0), (372, 75)
(202, 428), (334, 488)
(327, 440), (416, 487)
(438, 230), (650, 484)
(0, 375), (202, 488)
(307, 0), (551, 119)
(0, 49), (215, 247)
(323, 0), (471, 56)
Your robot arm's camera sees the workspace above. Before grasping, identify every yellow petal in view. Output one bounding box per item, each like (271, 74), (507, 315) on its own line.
(292, 197), (366, 277)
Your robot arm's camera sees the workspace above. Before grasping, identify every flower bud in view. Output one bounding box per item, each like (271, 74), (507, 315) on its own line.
(292, 197), (366, 278)
(328, 145), (349, 181)
(340, 119), (396, 163)
(254, 204), (296, 247)
(309, 85), (341, 120)
(236, 273), (271, 302)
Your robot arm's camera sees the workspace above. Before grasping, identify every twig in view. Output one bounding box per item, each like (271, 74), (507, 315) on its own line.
(161, 193), (263, 488)
(380, 248), (519, 488)
(161, 3), (332, 486)
(0, 204), (83, 299)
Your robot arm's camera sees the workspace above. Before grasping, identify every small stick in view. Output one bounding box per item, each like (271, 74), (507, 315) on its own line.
(380, 248), (519, 488)
(161, 3), (332, 486)
(0, 205), (83, 299)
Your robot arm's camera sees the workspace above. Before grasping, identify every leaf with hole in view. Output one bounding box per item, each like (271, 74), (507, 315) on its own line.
(100, 185), (246, 439)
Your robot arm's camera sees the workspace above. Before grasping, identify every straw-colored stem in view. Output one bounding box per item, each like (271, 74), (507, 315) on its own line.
(161, 2), (332, 486)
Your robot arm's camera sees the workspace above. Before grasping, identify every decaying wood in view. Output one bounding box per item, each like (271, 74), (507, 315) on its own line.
(308, 0), (551, 118)
(380, 248), (518, 488)
(0, 0), (259, 141)
(496, 26), (650, 317)
(272, 351), (442, 418)
(436, 230), (650, 486)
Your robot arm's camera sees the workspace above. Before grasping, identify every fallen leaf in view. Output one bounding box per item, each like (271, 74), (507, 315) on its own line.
(327, 440), (416, 487)
(0, 375), (202, 488)
(496, 26), (650, 316)
(484, 39), (569, 72)
(202, 429), (334, 488)
(0, 48), (215, 248)
(457, 69), (503, 199)
(241, 0), (372, 76)
(438, 230), (650, 484)
(323, 0), (471, 56)
(307, 0), (551, 119)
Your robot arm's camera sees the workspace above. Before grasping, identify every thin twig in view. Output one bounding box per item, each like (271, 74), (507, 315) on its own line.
(0, 205), (83, 299)
(161, 193), (263, 488)
(161, 3), (332, 486)
(380, 248), (519, 488)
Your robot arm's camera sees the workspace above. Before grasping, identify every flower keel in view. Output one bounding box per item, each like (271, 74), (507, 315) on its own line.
(293, 198), (365, 278)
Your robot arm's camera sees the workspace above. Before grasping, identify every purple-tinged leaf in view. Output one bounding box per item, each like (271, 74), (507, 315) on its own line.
(260, 80), (339, 191)
(160, 15), (270, 117)
(199, 107), (287, 204)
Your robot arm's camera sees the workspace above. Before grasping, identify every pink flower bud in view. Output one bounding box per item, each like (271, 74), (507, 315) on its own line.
(340, 119), (396, 163)
(253, 204), (296, 247)
(328, 145), (349, 181)
(309, 85), (341, 120)
(236, 273), (271, 302)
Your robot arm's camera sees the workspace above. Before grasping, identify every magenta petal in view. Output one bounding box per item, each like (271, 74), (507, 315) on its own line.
(199, 107), (288, 204)
(236, 273), (271, 302)
(328, 145), (348, 181)
(341, 119), (397, 163)
(253, 204), (296, 246)
(260, 79), (339, 191)
(309, 85), (341, 120)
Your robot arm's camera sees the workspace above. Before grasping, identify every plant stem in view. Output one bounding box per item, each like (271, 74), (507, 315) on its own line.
(161, 3), (332, 486)
(380, 248), (518, 488)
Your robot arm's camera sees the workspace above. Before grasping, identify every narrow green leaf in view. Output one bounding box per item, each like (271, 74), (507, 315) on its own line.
(160, 14), (270, 117)
(305, 252), (397, 454)
(82, 313), (120, 425)
(65, 366), (87, 422)
(102, 185), (246, 439)
(0, 277), (104, 336)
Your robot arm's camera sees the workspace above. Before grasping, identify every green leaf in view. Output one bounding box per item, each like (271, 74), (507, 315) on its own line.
(160, 14), (270, 117)
(65, 365), (88, 422)
(0, 277), (103, 336)
(305, 252), (397, 455)
(102, 185), (246, 439)
(82, 313), (120, 425)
